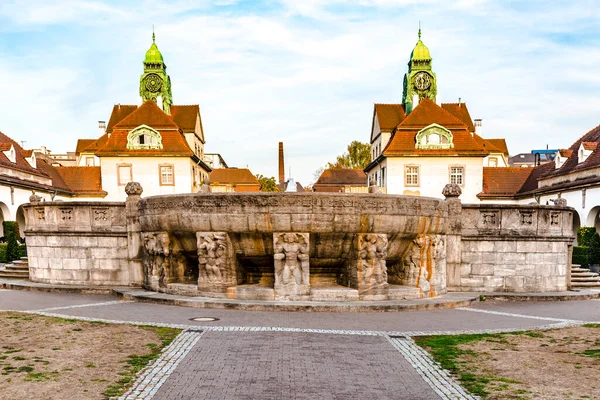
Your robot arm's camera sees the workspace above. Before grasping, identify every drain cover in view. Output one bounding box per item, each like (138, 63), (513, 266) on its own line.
(190, 317), (220, 322)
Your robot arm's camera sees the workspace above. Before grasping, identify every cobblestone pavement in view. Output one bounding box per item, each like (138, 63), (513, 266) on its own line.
(1, 289), (599, 399)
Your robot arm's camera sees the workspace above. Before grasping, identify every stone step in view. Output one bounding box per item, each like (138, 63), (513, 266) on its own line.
(12, 260), (28, 266)
(572, 264), (582, 268)
(571, 272), (599, 278)
(4, 264), (29, 271)
(20, 257), (28, 262)
(571, 277), (600, 282)
(0, 270), (29, 279)
(572, 268), (591, 273)
(572, 281), (600, 287)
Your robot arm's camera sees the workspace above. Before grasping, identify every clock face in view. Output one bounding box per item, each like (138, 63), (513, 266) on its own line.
(414, 72), (431, 91)
(144, 73), (163, 92)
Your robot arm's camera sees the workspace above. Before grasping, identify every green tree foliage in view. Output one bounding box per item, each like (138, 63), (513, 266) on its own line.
(589, 232), (600, 265)
(578, 227), (596, 247)
(255, 174), (280, 192)
(3, 221), (20, 262)
(573, 246), (589, 268)
(327, 141), (371, 169)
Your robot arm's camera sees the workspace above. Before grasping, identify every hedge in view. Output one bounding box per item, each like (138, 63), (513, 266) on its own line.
(0, 243), (27, 263)
(3, 221), (20, 262)
(578, 227), (596, 247)
(573, 246), (589, 268)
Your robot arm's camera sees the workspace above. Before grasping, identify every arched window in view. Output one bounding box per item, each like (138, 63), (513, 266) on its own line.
(415, 124), (454, 150)
(127, 125), (163, 150)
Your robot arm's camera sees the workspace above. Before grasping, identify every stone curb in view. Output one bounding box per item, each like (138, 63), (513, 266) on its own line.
(478, 290), (600, 302)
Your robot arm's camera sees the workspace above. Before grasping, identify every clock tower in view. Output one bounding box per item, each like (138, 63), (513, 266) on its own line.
(402, 28), (437, 113)
(139, 30), (173, 115)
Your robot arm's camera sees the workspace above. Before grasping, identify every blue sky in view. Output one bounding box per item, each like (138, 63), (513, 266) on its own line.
(0, 0), (599, 185)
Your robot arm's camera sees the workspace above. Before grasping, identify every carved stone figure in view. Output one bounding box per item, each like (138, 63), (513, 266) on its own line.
(199, 176), (212, 193)
(368, 178), (381, 194)
(396, 234), (446, 297)
(359, 234), (388, 287)
(197, 233), (227, 285)
(29, 194), (42, 203)
(142, 232), (170, 289)
(273, 233), (309, 299)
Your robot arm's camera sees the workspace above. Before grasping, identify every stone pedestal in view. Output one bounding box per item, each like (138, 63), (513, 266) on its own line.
(125, 182), (144, 286)
(348, 233), (389, 300)
(197, 232), (236, 294)
(273, 233), (310, 300)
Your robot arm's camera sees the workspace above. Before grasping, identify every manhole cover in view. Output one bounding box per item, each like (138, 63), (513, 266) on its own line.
(190, 317), (220, 322)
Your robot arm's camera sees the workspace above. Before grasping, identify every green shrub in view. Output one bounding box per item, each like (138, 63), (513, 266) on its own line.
(573, 246), (589, 267)
(0, 243), (27, 263)
(578, 227), (596, 247)
(3, 221), (19, 262)
(590, 232), (600, 265)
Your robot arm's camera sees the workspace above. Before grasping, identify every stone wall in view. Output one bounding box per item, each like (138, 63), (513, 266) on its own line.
(23, 201), (129, 285)
(448, 204), (574, 292)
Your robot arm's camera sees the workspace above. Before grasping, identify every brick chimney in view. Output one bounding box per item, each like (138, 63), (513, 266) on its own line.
(278, 142), (285, 184)
(474, 119), (482, 137)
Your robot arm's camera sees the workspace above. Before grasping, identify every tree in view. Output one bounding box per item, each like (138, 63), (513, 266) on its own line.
(3, 221), (20, 262)
(327, 140), (371, 169)
(255, 174), (280, 192)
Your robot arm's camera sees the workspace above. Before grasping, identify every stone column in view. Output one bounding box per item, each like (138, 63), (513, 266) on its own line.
(125, 182), (144, 286)
(197, 232), (236, 294)
(442, 183), (462, 290)
(348, 233), (389, 300)
(273, 233), (310, 300)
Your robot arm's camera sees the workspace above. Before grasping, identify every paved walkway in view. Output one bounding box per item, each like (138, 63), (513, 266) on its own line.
(1, 289), (599, 399)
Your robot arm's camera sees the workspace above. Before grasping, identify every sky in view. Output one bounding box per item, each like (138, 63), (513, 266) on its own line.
(0, 0), (599, 185)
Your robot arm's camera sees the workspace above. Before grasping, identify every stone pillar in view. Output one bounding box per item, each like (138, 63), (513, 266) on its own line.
(197, 232), (236, 294)
(442, 184), (462, 290)
(125, 182), (144, 286)
(273, 232), (310, 300)
(348, 233), (389, 300)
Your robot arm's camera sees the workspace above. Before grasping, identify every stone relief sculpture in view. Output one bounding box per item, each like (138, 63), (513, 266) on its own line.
(273, 233), (309, 299)
(358, 234), (388, 288)
(142, 232), (170, 289)
(395, 234), (446, 297)
(197, 233), (227, 285)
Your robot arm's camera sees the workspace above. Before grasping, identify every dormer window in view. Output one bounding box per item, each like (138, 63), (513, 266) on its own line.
(2, 145), (16, 163)
(126, 125), (163, 150)
(555, 149), (572, 169)
(578, 142), (597, 164)
(415, 124), (454, 149)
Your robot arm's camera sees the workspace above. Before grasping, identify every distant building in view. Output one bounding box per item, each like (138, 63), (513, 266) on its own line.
(203, 153), (228, 169)
(313, 169), (368, 193)
(508, 149), (557, 168)
(209, 168), (260, 192)
(275, 142), (305, 192)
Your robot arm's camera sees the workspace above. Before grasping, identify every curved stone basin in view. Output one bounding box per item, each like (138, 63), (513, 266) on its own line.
(138, 193), (449, 301)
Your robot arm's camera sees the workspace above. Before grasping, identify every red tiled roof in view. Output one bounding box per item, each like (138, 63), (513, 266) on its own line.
(54, 166), (106, 196)
(517, 162), (558, 195)
(106, 105), (137, 133)
(76, 139), (97, 154)
(170, 105), (199, 132)
(379, 100), (491, 157)
(0, 131), (46, 177)
(559, 149), (572, 157)
(0, 143), (11, 151)
(113, 100), (180, 131)
(210, 168), (260, 185)
(583, 142), (598, 151)
(441, 103), (475, 132)
(374, 104), (406, 131)
(314, 168), (367, 186)
(485, 139), (509, 156)
(35, 159), (72, 193)
(479, 167), (532, 198)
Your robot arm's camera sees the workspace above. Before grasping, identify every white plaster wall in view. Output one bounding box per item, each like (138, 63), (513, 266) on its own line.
(100, 156), (194, 201)
(384, 156), (485, 203)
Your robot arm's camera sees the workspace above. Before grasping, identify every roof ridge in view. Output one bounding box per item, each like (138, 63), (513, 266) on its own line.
(399, 98), (468, 128)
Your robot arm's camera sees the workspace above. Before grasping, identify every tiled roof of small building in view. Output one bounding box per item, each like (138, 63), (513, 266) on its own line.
(76, 139), (97, 154)
(479, 167), (532, 198)
(0, 131), (46, 177)
(54, 166), (106, 196)
(374, 104), (406, 131)
(440, 103), (475, 132)
(544, 124), (600, 178)
(314, 168), (367, 186)
(583, 141), (598, 151)
(210, 168), (260, 185)
(485, 139), (509, 155)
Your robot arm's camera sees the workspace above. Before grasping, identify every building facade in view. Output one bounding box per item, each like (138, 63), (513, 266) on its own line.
(364, 30), (508, 204)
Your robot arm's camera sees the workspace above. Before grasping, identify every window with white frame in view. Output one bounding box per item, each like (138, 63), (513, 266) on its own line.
(488, 157), (497, 167)
(85, 157), (94, 166)
(405, 165), (419, 186)
(159, 164), (174, 185)
(450, 166), (464, 185)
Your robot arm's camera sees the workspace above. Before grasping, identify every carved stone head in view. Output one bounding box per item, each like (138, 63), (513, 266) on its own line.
(442, 183), (462, 199)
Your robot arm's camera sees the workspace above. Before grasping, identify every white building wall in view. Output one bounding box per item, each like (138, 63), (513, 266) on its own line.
(384, 156), (485, 203)
(100, 156), (193, 201)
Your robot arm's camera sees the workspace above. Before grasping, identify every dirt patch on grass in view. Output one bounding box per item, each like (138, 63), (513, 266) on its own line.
(416, 325), (600, 399)
(0, 312), (180, 399)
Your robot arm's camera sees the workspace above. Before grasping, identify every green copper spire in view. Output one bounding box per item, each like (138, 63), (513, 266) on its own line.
(402, 26), (437, 112)
(140, 28), (172, 115)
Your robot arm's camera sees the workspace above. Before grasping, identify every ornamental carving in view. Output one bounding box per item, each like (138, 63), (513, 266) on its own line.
(415, 124), (454, 150)
(520, 211), (533, 225)
(29, 194), (42, 203)
(442, 183), (462, 198)
(273, 233), (310, 298)
(358, 234), (388, 288)
(93, 208), (109, 222)
(125, 182), (143, 197)
(394, 234), (446, 297)
(197, 233), (228, 285)
(60, 208), (73, 221)
(481, 211), (498, 226)
(35, 208), (45, 221)
(550, 213), (560, 226)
